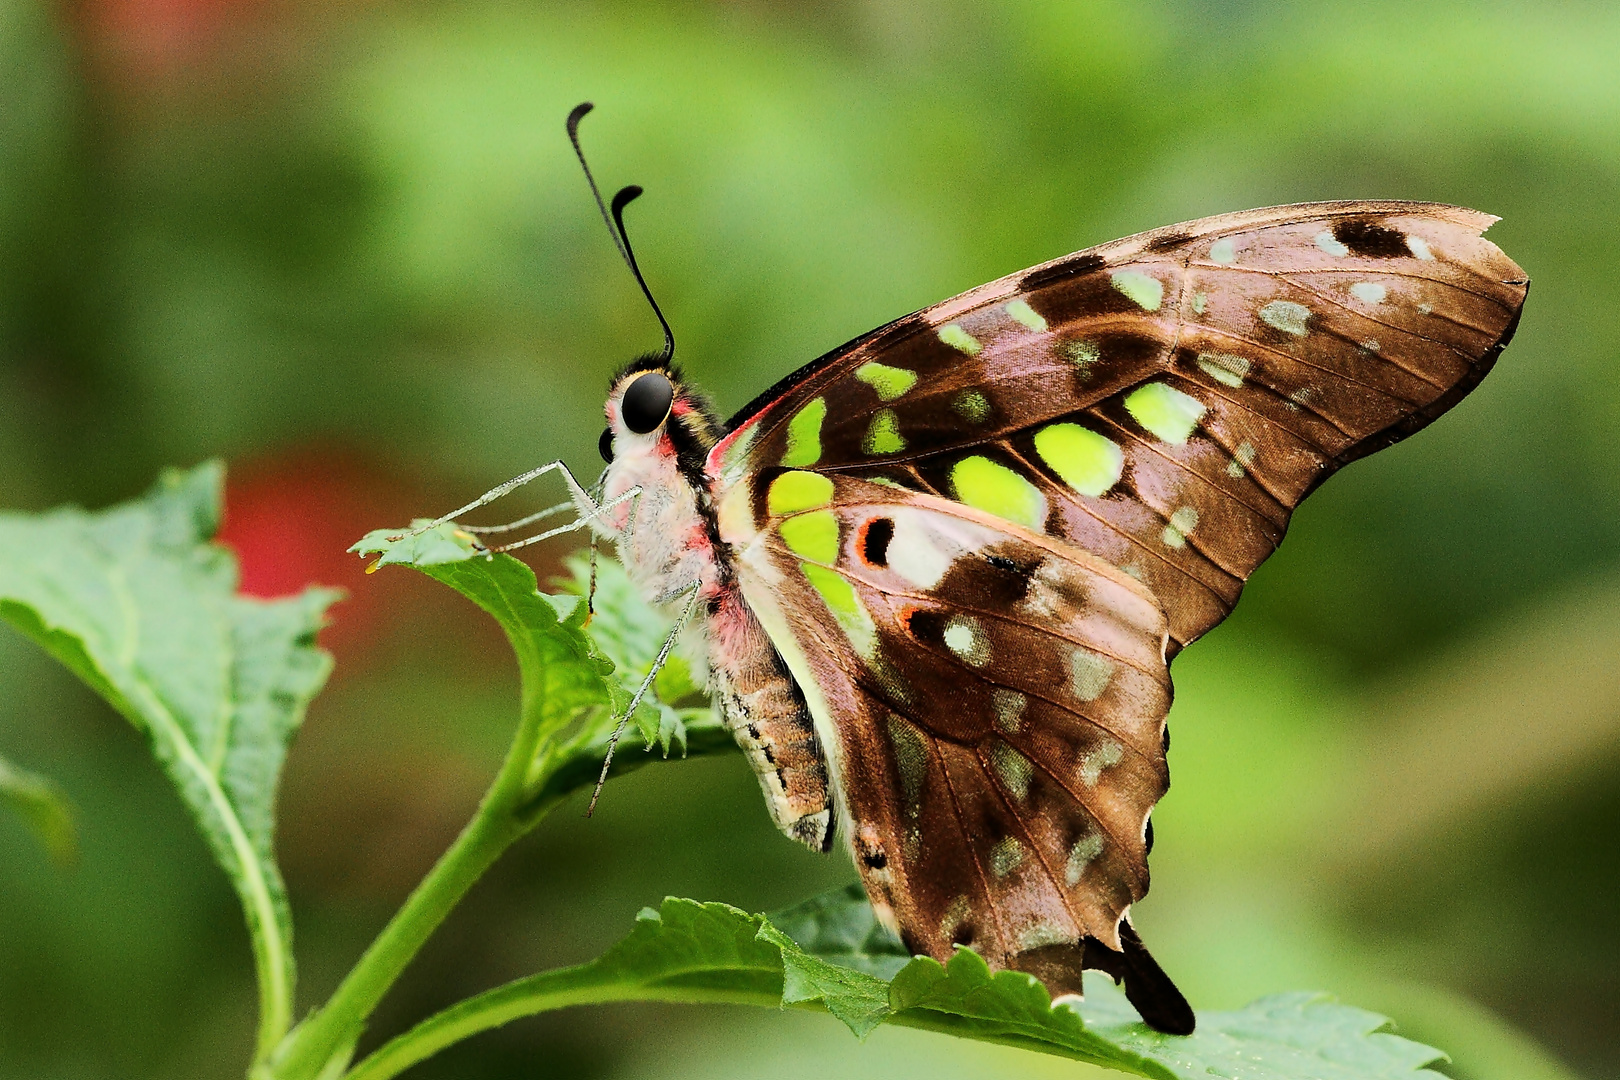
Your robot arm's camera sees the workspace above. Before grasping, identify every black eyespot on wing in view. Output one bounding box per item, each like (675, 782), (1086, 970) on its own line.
(1331, 218), (1409, 258)
(1162, 725), (1170, 754)
(862, 517), (894, 567)
(622, 372), (675, 433)
(862, 850), (887, 870)
(1144, 817), (1155, 855)
(598, 427), (614, 463)
(905, 608), (945, 645)
(951, 922), (975, 948)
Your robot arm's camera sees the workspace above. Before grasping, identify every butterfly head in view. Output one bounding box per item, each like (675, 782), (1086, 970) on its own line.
(599, 357), (722, 473)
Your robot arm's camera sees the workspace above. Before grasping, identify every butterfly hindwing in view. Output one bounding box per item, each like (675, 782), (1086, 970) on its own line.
(711, 201), (1528, 650)
(726, 474), (1173, 981)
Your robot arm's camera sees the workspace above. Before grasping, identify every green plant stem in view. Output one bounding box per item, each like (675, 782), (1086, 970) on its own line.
(343, 966), (786, 1080)
(268, 677), (556, 1080)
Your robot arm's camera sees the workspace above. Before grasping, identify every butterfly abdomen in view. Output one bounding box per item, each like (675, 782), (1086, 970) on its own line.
(706, 588), (837, 851)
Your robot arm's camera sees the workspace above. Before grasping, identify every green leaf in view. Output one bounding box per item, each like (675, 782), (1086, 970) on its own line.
(1077, 987), (1452, 1080)
(594, 899), (890, 1037)
(349, 528), (736, 806)
(348, 891), (1448, 1080)
(0, 462), (338, 1059)
(353, 524), (614, 755)
(884, 937), (1162, 1070)
(344, 897), (896, 1080)
(554, 552), (712, 755)
(0, 752), (76, 864)
(783, 886), (1447, 1079)
(768, 882), (911, 979)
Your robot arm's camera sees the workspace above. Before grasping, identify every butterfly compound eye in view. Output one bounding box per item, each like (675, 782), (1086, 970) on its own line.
(621, 372), (674, 434)
(598, 427), (614, 463)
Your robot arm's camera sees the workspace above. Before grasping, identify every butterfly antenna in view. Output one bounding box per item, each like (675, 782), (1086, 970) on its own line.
(609, 185), (675, 363)
(566, 101), (675, 363)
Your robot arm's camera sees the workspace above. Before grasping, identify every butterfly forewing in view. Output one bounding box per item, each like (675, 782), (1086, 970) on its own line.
(712, 201), (1528, 650)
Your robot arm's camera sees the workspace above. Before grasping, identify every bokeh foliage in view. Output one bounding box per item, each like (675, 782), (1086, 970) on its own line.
(0, 1), (1615, 1078)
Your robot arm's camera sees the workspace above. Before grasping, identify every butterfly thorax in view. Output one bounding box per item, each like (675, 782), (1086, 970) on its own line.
(594, 364), (837, 851)
(596, 407), (724, 606)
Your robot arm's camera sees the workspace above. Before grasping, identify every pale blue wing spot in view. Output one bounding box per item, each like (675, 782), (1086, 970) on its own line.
(1315, 231), (1349, 257)
(1259, 299), (1311, 336)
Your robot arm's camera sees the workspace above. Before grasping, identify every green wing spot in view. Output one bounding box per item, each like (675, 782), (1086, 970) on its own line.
(768, 471), (834, 517)
(863, 409), (906, 455)
(989, 836), (1026, 878)
(950, 456), (1047, 532)
(1065, 831), (1104, 884)
(782, 397), (827, 467)
(1005, 300), (1047, 332)
(1162, 505), (1200, 549)
(1208, 238), (1236, 264)
(1110, 270), (1164, 311)
(1196, 351), (1251, 388)
(887, 715), (928, 815)
(720, 424), (759, 478)
(1125, 382), (1207, 445)
(937, 323), (983, 356)
(1260, 300), (1311, 336)
(855, 362), (918, 402)
(1350, 281), (1387, 304)
(952, 390), (990, 423)
(780, 511), (840, 564)
(989, 739), (1033, 801)
(801, 563), (876, 658)
(1033, 423), (1124, 497)
(1070, 650), (1115, 701)
(1063, 339), (1101, 374)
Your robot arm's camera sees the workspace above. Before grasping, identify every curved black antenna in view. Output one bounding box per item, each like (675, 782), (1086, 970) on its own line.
(610, 184), (675, 363)
(566, 102), (675, 363)
(566, 103), (629, 265)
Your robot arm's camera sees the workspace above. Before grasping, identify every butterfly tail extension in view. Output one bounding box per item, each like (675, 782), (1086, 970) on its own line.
(1002, 921), (1193, 1035)
(1113, 919), (1195, 1035)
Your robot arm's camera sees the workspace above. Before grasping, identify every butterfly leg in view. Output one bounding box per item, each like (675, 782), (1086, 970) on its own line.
(484, 484), (640, 553)
(387, 460), (607, 540)
(456, 500), (575, 536)
(585, 579), (703, 817)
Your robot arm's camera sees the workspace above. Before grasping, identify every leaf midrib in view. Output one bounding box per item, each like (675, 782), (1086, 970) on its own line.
(121, 671), (291, 1042)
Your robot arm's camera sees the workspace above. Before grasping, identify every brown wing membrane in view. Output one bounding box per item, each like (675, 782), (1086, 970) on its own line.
(731, 476), (1189, 1027)
(710, 201), (1528, 651)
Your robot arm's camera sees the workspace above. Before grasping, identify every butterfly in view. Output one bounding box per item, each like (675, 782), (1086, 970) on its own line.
(440, 105), (1527, 1035)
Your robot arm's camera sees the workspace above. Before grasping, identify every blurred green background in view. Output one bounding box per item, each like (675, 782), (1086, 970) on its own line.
(1, 0), (1616, 1077)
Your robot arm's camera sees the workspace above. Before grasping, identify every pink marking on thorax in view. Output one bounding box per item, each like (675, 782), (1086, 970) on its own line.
(705, 413), (761, 477)
(705, 586), (764, 660)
